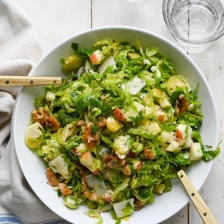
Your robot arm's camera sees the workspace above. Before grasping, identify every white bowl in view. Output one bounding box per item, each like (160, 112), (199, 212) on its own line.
(13, 26), (219, 224)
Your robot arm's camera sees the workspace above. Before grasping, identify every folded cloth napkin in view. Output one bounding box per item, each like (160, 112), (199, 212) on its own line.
(0, 1), (68, 223)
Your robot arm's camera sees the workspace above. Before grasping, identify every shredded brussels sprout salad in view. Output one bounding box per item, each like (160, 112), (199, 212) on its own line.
(25, 39), (220, 222)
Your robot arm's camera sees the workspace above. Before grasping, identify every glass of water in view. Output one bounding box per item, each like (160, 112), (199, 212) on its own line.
(163, 0), (224, 52)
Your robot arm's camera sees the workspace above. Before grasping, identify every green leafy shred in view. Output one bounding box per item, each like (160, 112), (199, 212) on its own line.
(71, 42), (79, 51)
(202, 141), (222, 162)
(122, 202), (134, 217)
(84, 210), (103, 224)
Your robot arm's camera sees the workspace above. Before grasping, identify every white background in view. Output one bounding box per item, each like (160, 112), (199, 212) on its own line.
(16, 0), (224, 223)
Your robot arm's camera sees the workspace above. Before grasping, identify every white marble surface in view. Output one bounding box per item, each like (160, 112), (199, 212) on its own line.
(16, 0), (224, 223)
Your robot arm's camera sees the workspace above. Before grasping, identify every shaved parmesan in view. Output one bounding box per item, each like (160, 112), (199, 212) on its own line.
(49, 156), (69, 179)
(128, 77), (146, 95)
(99, 56), (116, 74)
(113, 198), (134, 218)
(76, 66), (85, 77)
(85, 174), (106, 196)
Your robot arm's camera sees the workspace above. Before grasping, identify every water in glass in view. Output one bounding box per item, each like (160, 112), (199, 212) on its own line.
(163, 0), (224, 52)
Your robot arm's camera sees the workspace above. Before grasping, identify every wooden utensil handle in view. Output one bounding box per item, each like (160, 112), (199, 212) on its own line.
(178, 170), (219, 224)
(0, 76), (61, 86)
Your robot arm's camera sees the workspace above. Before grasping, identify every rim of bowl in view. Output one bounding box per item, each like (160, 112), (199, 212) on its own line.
(162, 0), (224, 45)
(13, 25), (219, 224)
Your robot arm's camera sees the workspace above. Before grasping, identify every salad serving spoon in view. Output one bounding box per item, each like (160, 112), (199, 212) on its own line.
(0, 76), (61, 86)
(178, 170), (219, 224)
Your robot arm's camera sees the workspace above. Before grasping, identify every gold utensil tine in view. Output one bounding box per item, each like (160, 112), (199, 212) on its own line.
(0, 76), (61, 86)
(178, 170), (219, 224)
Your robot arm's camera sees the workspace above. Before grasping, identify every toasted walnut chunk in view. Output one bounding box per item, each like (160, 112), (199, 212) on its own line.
(83, 123), (99, 149)
(97, 117), (107, 128)
(84, 191), (99, 201)
(76, 120), (86, 126)
(175, 94), (189, 115)
(46, 167), (59, 187)
(32, 107), (61, 131)
(59, 183), (72, 196)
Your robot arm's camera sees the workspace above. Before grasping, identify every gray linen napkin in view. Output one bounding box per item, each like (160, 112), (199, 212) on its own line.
(0, 1), (68, 223)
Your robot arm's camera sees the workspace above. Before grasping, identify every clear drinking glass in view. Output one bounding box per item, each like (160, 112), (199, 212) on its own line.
(163, 0), (224, 52)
